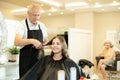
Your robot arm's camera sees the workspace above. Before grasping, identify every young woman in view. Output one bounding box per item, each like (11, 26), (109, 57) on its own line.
(20, 35), (82, 80)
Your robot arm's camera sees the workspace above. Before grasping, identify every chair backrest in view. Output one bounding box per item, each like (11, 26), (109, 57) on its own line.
(115, 51), (120, 60)
(105, 51), (120, 71)
(78, 59), (94, 68)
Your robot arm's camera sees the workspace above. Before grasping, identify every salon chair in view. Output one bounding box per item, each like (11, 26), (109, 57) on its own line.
(96, 51), (120, 80)
(78, 59), (94, 79)
(79, 59), (94, 68)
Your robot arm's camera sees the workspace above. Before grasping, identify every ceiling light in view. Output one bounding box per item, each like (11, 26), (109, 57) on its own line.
(60, 12), (64, 15)
(41, 10), (45, 13)
(118, 7), (120, 9)
(93, 3), (102, 8)
(111, 1), (120, 6)
(12, 8), (45, 14)
(50, 7), (58, 12)
(40, 4), (44, 7)
(48, 13), (52, 16)
(65, 2), (88, 8)
(70, 9), (75, 11)
(88, 0), (91, 1)
(33, 0), (62, 8)
(101, 8), (105, 11)
(11, 8), (27, 13)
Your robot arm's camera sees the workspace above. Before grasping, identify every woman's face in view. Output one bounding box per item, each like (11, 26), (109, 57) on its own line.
(51, 38), (62, 54)
(104, 43), (111, 49)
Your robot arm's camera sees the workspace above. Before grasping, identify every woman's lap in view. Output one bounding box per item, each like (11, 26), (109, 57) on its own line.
(104, 59), (114, 66)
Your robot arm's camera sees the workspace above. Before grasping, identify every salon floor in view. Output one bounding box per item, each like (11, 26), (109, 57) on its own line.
(95, 69), (120, 80)
(98, 73), (120, 80)
(83, 66), (120, 80)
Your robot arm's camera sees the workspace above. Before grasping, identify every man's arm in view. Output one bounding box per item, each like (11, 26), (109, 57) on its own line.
(14, 34), (42, 49)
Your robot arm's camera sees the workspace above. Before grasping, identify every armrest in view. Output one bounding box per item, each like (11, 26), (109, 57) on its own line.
(95, 56), (104, 65)
(96, 56), (104, 60)
(115, 52), (120, 71)
(117, 60), (120, 71)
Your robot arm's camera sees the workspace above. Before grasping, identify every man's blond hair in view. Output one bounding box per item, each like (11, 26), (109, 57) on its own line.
(27, 3), (41, 13)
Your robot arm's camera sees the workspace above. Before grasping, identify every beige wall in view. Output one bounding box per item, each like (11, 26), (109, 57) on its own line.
(0, 8), (14, 19)
(40, 14), (75, 39)
(94, 11), (120, 57)
(41, 14), (75, 28)
(0, 8), (24, 20)
(74, 12), (94, 30)
(1, 7), (120, 62)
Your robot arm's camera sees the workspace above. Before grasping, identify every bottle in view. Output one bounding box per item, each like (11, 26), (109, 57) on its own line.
(70, 67), (76, 80)
(80, 76), (84, 80)
(57, 70), (65, 80)
(91, 74), (99, 80)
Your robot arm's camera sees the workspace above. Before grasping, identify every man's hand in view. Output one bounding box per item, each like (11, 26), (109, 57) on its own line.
(30, 39), (42, 49)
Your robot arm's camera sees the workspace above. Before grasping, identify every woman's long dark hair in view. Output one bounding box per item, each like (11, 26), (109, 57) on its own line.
(51, 35), (69, 58)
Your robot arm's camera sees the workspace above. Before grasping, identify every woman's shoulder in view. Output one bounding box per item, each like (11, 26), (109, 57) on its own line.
(42, 55), (51, 59)
(65, 58), (78, 66)
(43, 55), (52, 61)
(109, 48), (115, 52)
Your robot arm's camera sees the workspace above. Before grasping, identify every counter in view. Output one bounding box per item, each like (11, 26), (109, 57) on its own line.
(0, 62), (19, 80)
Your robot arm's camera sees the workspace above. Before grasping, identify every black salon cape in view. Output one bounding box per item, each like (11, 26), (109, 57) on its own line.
(20, 55), (81, 80)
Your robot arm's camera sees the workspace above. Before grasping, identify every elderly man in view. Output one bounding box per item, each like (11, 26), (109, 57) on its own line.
(14, 4), (48, 78)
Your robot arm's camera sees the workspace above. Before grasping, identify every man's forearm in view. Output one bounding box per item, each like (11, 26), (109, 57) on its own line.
(14, 38), (32, 47)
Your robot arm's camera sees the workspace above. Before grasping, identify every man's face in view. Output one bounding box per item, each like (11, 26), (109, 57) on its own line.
(28, 9), (41, 25)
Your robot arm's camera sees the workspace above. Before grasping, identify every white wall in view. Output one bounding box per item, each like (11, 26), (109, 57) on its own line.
(68, 28), (93, 63)
(5, 19), (19, 47)
(4, 19), (19, 60)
